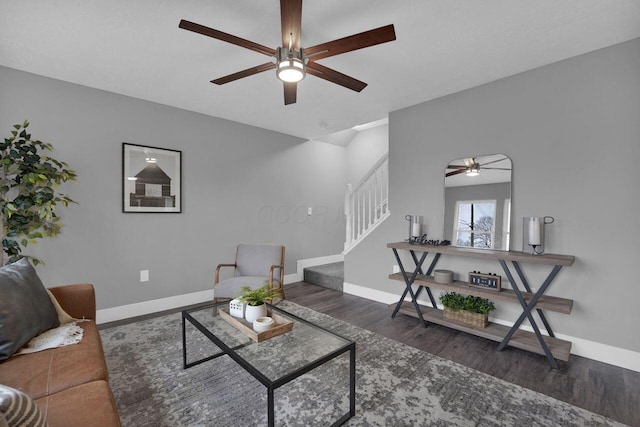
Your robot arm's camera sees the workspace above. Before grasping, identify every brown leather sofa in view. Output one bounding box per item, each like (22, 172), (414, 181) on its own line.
(0, 284), (121, 427)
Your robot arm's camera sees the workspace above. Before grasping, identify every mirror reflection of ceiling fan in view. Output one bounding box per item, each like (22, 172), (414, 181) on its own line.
(445, 156), (512, 177)
(179, 0), (396, 105)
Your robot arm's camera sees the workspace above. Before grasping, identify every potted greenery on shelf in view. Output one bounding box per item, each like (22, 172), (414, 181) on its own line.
(439, 292), (496, 328)
(237, 284), (282, 323)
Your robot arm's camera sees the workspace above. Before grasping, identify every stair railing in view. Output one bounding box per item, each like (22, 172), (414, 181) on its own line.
(344, 153), (390, 254)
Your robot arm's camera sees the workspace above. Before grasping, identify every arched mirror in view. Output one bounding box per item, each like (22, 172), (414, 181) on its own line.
(443, 154), (512, 251)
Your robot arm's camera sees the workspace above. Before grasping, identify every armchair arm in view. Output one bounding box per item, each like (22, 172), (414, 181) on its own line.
(215, 263), (237, 285)
(48, 283), (96, 321)
(269, 264), (284, 284)
(269, 264), (285, 299)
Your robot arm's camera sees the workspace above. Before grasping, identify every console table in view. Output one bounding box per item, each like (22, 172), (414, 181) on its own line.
(387, 241), (575, 369)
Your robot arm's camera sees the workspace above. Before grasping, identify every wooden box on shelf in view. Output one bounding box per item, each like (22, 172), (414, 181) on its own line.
(468, 271), (501, 291)
(443, 307), (489, 328)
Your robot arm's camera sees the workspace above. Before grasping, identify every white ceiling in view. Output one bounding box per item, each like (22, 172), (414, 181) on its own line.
(1, 1), (639, 140)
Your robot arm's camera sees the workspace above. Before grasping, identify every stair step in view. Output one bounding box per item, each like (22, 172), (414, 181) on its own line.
(303, 262), (344, 292)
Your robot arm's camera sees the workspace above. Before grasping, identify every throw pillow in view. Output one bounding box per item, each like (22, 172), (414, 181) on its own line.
(0, 384), (47, 427)
(0, 258), (60, 361)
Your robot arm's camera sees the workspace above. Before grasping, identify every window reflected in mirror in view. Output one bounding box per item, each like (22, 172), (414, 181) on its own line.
(444, 155), (512, 251)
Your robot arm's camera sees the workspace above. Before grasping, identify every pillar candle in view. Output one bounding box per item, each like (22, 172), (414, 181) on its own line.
(528, 218), (541, 246)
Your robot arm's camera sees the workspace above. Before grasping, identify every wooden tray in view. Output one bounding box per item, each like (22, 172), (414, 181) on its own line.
(219, 307), (293, 343)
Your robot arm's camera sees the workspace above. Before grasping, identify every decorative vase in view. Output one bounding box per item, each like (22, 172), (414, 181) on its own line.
(245, 304), (267, 324)
(253, 316), (275, 333)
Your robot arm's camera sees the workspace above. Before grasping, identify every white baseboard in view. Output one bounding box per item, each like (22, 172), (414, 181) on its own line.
(97, 256), (339, 324)
(343, 281), (640, 373)
(97, 289), (213, 324)
(284, 273), (299, 284)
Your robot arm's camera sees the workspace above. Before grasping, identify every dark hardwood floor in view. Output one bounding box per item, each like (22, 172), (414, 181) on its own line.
(101, 281), (639, 425)
(285, 282), (640, 426)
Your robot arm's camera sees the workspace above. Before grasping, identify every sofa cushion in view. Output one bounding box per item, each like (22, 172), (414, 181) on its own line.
(0, 258), (60, 361)
(0, 321), (108, 400)
(0, 384), (47, 427)
(35, 381), (120, 427)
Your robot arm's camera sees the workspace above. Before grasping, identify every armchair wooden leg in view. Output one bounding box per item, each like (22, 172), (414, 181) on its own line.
(212, 297), (231, 315)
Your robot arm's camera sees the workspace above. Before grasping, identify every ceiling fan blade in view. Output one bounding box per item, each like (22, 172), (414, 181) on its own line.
(447, 164), (466, 169)
(179, 19), (276, 56)
(304, 24), (396, 61)
(446, 169), (467, 177)
(280, 0), (302, 50)
(306, 63), (367, 92)
(211, 62), (276, 85)
(283, 82), (297, 105)
(478, 157), (508, 167)
(481, 167), (512, 171)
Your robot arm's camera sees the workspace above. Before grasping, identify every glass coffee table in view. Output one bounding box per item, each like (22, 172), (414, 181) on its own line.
(182, 301), (356, 426)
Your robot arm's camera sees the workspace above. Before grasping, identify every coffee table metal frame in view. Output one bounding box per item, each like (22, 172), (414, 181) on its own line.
(182, 301), (356, 427)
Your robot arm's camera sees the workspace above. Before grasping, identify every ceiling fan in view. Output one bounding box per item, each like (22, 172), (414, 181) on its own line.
(178, 0), (396, 105)
(445, 157), (512, 177)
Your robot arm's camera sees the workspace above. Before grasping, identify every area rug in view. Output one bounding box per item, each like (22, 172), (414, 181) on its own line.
(100, 301), (623, 426)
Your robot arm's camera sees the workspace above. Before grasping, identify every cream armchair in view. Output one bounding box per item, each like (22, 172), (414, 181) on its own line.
(214, 244), (285, 300)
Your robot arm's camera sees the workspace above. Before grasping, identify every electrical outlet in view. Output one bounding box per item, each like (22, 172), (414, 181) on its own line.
(307, 207), (312, 215)
(140, 270), (149, 282)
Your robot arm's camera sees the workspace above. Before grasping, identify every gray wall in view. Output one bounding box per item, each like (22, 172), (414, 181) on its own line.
(345, 124), (388, 185)
(0, 66), (346, 309)
(346, 38), (640, 353)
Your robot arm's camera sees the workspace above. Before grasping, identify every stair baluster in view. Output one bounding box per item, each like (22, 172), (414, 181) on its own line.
(344, 153), (390, 254)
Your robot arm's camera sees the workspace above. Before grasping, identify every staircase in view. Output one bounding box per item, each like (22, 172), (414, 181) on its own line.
(343, 153), (390, 254)
(304, 154), (388, 292)
(303, 262), (344, 291)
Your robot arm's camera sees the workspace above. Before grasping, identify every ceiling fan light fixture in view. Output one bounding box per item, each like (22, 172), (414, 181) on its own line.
(276, 48), (305, 83)
(465, 164), (480, 176)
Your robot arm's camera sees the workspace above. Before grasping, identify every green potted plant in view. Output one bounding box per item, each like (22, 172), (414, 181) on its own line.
(439, 292), (495, 328)
(237, 284), (282, 323)
(0, 121), (76, 266)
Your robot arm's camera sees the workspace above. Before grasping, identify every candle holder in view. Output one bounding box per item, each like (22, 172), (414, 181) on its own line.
(522, 216), (554, 254)
(405, 215), (423, 244)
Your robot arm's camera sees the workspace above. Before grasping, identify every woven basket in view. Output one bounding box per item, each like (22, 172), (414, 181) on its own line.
(443, 307), (488, 328)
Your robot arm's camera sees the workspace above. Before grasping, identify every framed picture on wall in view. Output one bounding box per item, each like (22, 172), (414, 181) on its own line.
(122, 143), (182, 213)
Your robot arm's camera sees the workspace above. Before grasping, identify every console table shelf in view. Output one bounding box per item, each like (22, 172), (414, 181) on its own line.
(386, 241), (576, 368)
(388, 241), (575, 266)
(393, 301), (572, 361)
(388, 273), (573, 314)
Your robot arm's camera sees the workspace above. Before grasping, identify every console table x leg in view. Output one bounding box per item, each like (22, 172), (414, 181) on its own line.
(511, 261), (555, 337)
(411, 251), (440, 308)
(497, 260), (563, 369)
(391, 248), (429, 327)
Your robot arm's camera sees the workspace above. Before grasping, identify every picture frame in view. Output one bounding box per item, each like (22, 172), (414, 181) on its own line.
(122, 143), (182, 213)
